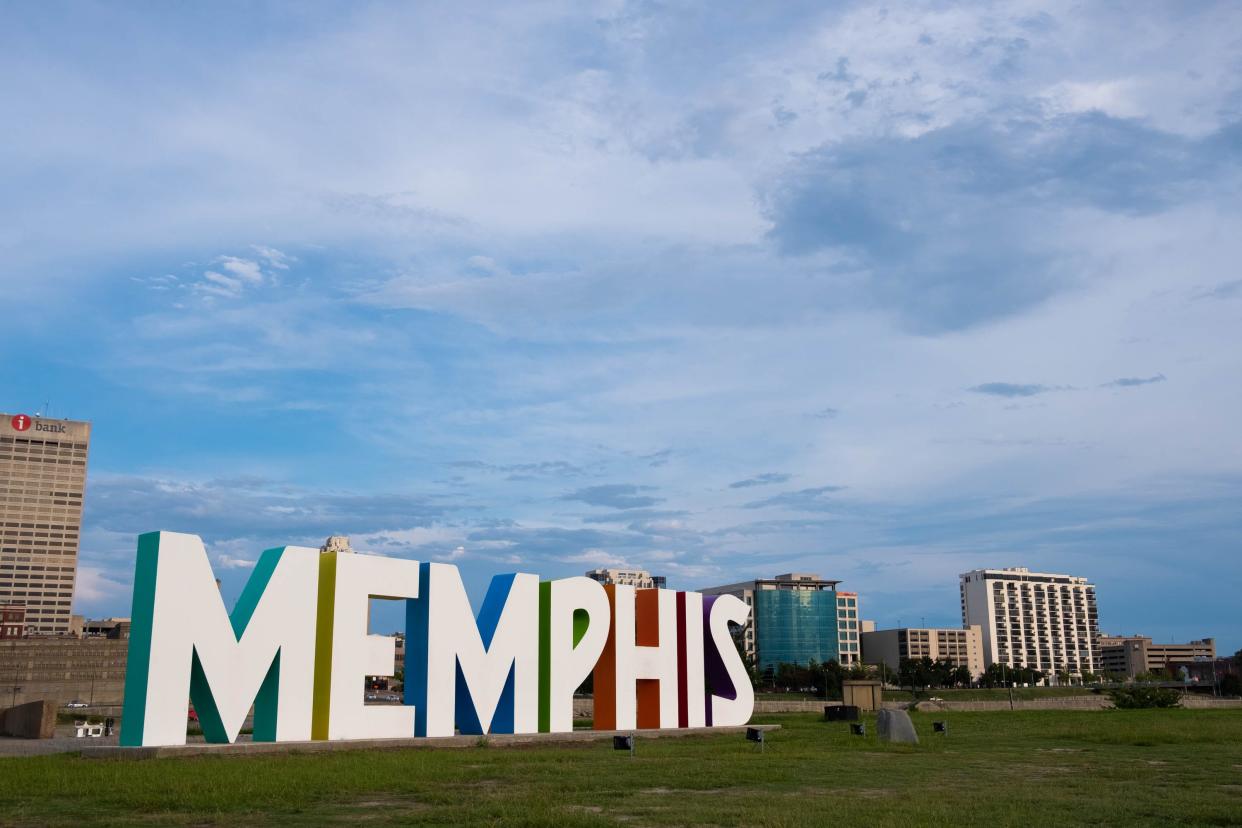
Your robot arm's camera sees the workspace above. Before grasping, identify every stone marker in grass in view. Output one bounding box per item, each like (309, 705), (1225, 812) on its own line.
(876, 709), (918, 744)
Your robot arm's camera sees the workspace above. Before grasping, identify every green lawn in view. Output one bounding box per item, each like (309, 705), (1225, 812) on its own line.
(2, 710), (1241, 826)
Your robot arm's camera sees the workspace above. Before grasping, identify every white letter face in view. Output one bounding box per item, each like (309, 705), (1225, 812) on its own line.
(314, 551), (420, 741)
(631, 588), (681, 729)
(546, 577), (610, 733)
(407, 564), (539, 737)
(704, 594), (754, 727)
(598, 586), (680, 730)
(120, 532), (319, 747)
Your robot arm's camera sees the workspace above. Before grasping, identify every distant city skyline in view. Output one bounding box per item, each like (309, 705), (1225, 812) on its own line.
(2, 3), (1239, 652)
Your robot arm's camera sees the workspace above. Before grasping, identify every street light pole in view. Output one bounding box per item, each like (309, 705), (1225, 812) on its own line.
(1004, 661), (1014, 710)
(9, 638), (18, 708)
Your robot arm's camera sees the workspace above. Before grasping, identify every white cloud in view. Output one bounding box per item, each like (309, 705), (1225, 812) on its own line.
(214, 554), (256, 570)
(563, 549), (629, 567)
(252, 245), (293, 269)
(73, 566), (130, 608)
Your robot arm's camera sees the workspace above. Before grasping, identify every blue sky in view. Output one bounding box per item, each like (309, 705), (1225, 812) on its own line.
(2, 2), (1240, 652)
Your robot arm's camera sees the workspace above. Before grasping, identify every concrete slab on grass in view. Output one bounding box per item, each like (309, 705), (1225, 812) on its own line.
(80, 724), (782, 760)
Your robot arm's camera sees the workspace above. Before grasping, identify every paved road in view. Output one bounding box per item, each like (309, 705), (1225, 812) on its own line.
(0, 725), (121, 757)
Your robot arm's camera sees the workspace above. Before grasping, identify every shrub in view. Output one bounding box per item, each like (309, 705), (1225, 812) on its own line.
(1108, 687), (1182, 709)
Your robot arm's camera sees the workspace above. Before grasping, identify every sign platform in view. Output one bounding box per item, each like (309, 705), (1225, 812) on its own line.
(81, 723), (780, 760)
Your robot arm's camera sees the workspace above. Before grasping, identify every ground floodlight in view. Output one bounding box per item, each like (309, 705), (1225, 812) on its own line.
(850, 722), (866, 736)
(613, 734), (635, 757)
(933, 721), (948, 734)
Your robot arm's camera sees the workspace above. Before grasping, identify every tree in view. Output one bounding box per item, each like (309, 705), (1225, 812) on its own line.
(982, 663), (1044, 688)
(821, 659), (845, 700)
(1109, 686), (1181, 709)
(730, 625), (759, 687)
(952, 665), (972, 688)
(1220, 673), (1242, 698)
(898, 657), (939, 694)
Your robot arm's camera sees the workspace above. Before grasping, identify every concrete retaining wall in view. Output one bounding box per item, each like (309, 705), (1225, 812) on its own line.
(572, 698), (860, 717)
(914, 695), (1242, 712)
(1181, 696), (1242, 709)
(0, 638), (127, 707)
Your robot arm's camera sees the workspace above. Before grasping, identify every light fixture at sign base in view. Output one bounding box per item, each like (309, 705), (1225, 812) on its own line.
(746, 726), (765, 753)
(613, 734), (635, 757)
(933, 721), (947, 734)
(850, 722), (865, 736)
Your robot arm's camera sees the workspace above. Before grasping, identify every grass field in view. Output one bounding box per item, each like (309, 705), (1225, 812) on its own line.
(2, 709), (1240, 826)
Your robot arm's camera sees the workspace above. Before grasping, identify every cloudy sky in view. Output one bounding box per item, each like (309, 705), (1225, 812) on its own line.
(3, 2), (1240, 650)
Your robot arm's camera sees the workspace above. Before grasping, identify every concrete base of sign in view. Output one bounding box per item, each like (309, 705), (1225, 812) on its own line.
(0, 699), (57, 739)
(80, 724), (781, 760)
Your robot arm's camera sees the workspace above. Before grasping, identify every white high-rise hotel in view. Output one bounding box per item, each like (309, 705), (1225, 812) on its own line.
(960, 568), (1100, 678)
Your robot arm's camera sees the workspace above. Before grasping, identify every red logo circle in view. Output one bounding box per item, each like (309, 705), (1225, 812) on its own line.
(10, 414), (30, 431)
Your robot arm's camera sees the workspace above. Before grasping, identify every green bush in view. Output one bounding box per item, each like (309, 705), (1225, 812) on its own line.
(1109, 686), (1182, 709)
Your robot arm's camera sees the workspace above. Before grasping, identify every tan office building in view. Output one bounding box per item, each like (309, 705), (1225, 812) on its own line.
(0, 413), (90, 636)
(1097, 635), (1216, 678)
(862, 625), (985, 678)
(585, 568), (666, 590)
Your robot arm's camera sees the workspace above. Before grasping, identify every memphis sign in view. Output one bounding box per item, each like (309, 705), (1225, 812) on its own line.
(120, 532), (754, 747)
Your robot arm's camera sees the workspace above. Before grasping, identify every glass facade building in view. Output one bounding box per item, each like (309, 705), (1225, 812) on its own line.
(752, 586), (840, 670)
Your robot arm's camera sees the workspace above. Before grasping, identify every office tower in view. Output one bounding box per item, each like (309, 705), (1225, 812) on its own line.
(960, 567), (1100, 678)
(0, 413), (91, 635)
(700, 573), (841, 671)
(835, 590), (862, 666)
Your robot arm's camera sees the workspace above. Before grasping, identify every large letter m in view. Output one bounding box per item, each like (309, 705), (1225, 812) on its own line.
(120, 532), (319, 747)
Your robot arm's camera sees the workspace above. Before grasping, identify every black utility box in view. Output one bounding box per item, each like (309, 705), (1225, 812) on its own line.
(824, 705), (861, 722)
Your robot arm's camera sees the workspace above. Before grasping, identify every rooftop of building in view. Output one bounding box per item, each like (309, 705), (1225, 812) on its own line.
(1098, 634), (1215, 647)
(864, 624), (981, 634)
(960, 567), (1093, 585)
(700, 573), (842, 592)
(1, 412), (92, 424)
(320, 535), (354, 554)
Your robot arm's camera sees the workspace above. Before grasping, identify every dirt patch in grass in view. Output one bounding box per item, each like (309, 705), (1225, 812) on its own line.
(792, 786), (895, 798)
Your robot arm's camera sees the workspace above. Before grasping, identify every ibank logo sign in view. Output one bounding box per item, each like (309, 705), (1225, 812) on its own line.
(10, 414), (31, 431)
(120, 532), (753, 747)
